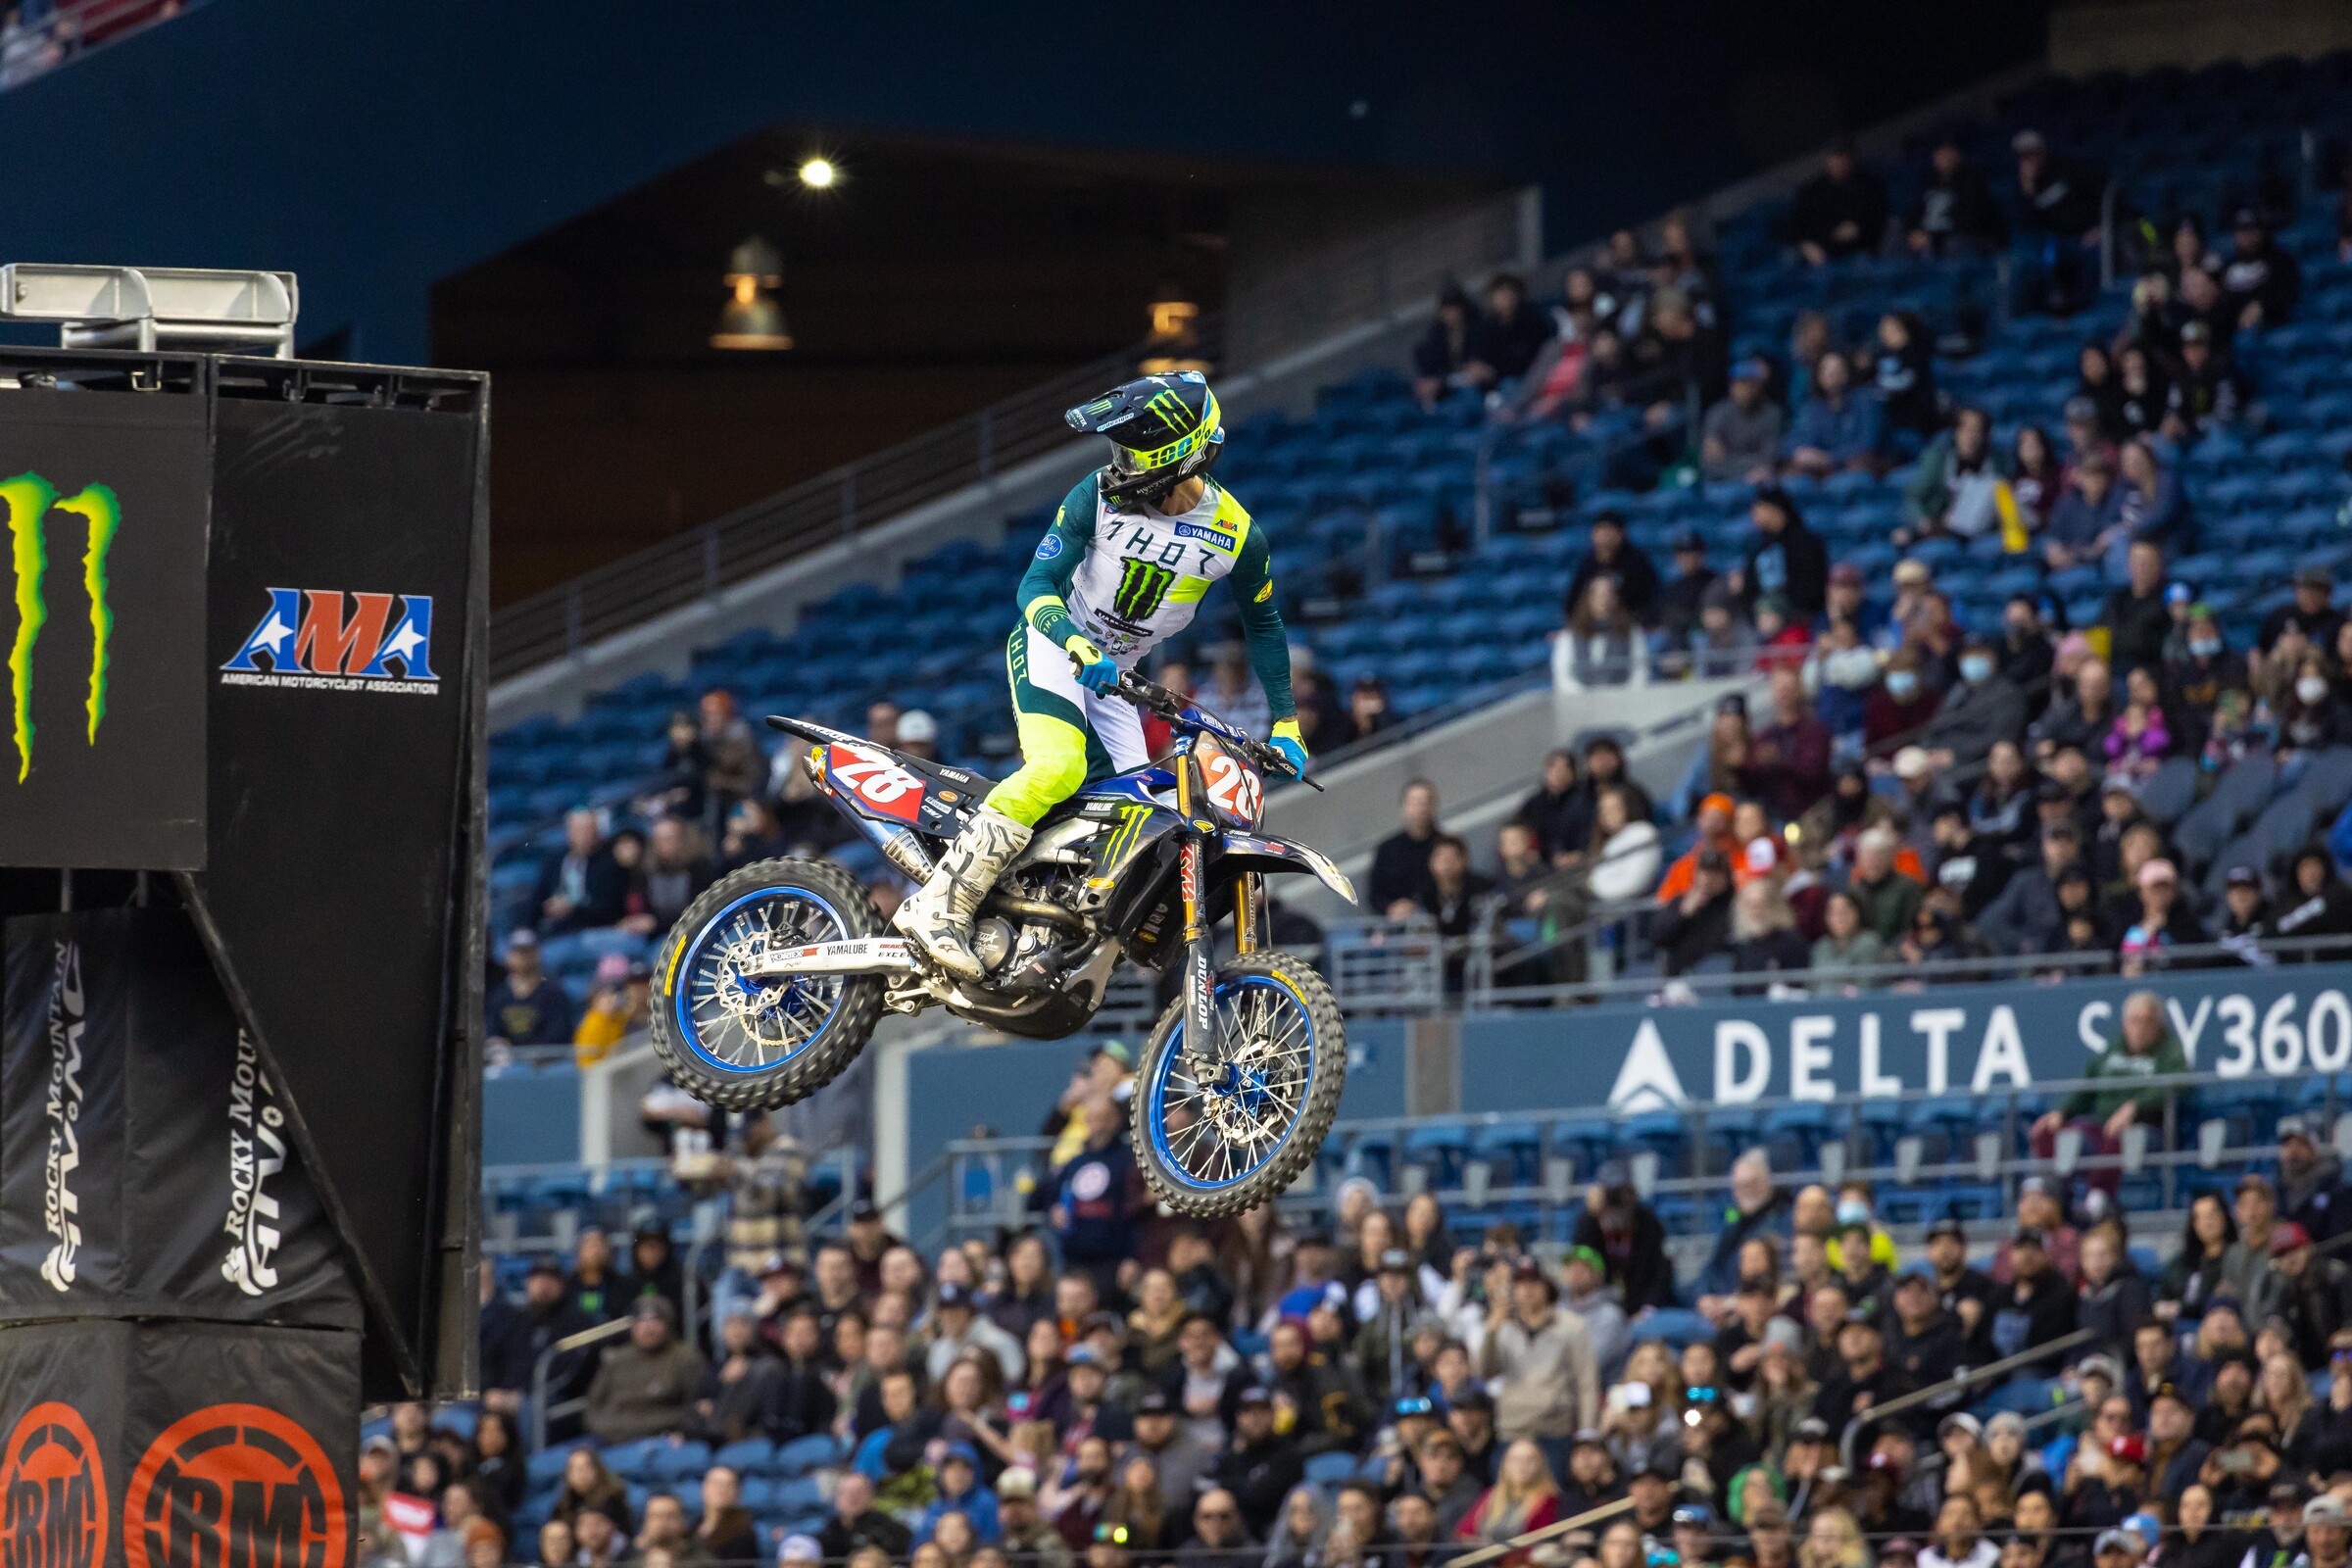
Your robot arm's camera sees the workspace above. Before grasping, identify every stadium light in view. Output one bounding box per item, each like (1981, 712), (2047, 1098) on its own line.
(798, 157), (837, 189)
(711, 237), (792, 351)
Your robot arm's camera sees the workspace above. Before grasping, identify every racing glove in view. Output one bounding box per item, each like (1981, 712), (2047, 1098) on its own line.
(1268, 717), (1309, 778)
(1066, 634), (1121, 694)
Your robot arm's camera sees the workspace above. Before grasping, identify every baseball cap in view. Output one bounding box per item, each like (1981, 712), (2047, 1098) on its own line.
(897, 710), (939, 745)
(1792, 1417), (1831, 1443)
(1925, 1217), (1967, 1243)
(779, 1536), (824, 1565)
(997, 1470), (1039, 1499)
(1673, 1504), (1716, 1528)
(1451, 1387), (1495, 1414)
(1236, 1384), (1271, 1407)
(2232, 207), (2265, 229)
(2181, 319), (2213, 345)
(1379, 1248), (1413, 1273)
(595, 951), (632, 983)
(2273, 1220), (2314, 1254)
(849, 1200), (881, 1222)
(506, 927), (540, 951)
(1716, 694), (1748, 718)
(2229, 865), (2262, 889)
(1064, 1344), (1102, 1368)
(2237, 1171), (2277, 1197)
(1830, 561), (1865, 587)
(2309, 1497), (2349, 1527)
(2301, 564), (2336, 590)
(1732, 358), (1770, 382)
(2137, 858), (2179, 888)
(1892, 559), (1932, 586)
(1894, 746), (1932, 781)
(2147, 1381), (2191, 1411)
(2081, 1353), (2123, 1386)
(1135, 1391), (1174, 1416)
(2272, 1481), (2308, 1506)
(1938, 1412), (1982, 1441)
(2012, 1225), (2046, 1249)
(2279, 1114), (2315, 1144)
(935, 1281), (972, 1309)
(2167, 582), (2193, 606)
(1882, 1542), (1920, 1562)
(1573, 1428), (1608, 1449)
(2013, 128), (2047, 153)
(2064, 395), (2100, 423)
(940, 1442), (980, 1469)
(1671, 526), (1705, 553)
(2094, 1531), (2140, 1556)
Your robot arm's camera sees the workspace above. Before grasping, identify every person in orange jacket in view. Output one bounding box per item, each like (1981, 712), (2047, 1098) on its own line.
(1656, 793), (1741, 903)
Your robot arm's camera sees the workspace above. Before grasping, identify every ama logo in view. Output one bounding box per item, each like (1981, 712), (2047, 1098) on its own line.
(124, 1405), (344, 1568)
(219, 589), (436, 695)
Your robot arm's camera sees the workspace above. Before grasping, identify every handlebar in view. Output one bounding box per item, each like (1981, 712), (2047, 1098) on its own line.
(1099, 663), (1324, 792)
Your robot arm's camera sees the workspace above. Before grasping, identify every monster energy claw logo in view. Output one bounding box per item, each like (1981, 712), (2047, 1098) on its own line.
(1112, 558), (1178, 622)
(3, 473), (118, 784)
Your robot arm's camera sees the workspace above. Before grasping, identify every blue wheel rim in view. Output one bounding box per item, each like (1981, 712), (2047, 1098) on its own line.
(1145, 974), (1317, 1192)
(669, 885), (850, 1076)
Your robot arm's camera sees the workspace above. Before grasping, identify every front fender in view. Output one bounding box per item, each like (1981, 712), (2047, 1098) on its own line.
(1217, 830), (1358, 906)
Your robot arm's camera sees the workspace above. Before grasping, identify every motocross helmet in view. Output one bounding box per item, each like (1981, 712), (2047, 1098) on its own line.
(1063, 371), (1224, 506)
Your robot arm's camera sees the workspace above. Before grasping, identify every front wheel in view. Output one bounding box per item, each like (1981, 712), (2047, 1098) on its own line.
(648, 858), (884, 1111)
(1131, 952), (1346, 1217)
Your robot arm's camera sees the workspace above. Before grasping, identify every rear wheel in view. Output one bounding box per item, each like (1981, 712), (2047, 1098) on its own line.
(648, 858), (883, 1111)
(1131, 952), (1346, 1217)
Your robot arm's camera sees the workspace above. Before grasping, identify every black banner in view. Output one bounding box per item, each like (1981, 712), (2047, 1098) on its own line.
(0, 1317), (358, 1568)
(0, 390), (208, 870)
(189, 393), (483, 1397)
(0, 908), (357, 1328)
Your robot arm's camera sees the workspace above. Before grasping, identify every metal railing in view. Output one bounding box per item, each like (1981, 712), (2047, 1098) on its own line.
(1838, 1327), (2094, 1468)
(530, 1314), (632, 1452)
(490, 191), (1539, 684)
(926, 1061), (2352, 1250)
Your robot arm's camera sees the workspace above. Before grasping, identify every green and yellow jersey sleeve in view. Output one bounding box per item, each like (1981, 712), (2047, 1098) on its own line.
(1226, 500), (1296, 722)
(1017, 472), (1097, 649)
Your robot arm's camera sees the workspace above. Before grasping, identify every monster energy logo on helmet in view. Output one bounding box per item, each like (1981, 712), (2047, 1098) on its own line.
(1111, 558), (1179, 622)
(1063, 372), (1224, 504)
(3, 473), (118, 784)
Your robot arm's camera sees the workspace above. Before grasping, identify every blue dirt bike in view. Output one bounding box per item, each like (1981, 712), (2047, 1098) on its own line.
(647, 670), (1354, 1216)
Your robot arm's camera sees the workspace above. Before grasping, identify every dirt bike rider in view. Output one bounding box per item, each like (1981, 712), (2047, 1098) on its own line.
(894, 371), (1308, 980)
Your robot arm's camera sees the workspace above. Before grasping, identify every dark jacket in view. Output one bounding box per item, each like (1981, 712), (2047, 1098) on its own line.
(533, 846), (630, 933)
(1740, 517), (1831, 619)
(1566, 543), (1662, 625)
(1787, 168), (1890, 258)
(1922, 675), (2027, 769)
(1370, 830), (1439, 913)
(1655, 886), (1733, 977)
(1572, 1201), (1677, 1312)
(2101, 586), (2174, 681)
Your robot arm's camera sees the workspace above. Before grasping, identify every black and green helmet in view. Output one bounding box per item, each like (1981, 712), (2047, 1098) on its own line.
(1063, 371), (1225, 505)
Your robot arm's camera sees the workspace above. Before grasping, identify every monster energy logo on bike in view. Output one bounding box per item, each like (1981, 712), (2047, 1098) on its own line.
(1112, 559), (1179, 623)
(2, 473), (118, 784)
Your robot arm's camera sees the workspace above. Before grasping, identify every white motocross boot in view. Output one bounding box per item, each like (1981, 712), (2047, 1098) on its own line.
(894, 806), (1032, 981)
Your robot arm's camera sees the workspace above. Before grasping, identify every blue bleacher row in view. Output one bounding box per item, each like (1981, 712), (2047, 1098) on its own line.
(485, 52), (2352, 911)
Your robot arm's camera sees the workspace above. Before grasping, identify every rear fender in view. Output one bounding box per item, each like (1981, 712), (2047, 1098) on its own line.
(765, 716), (988, 839)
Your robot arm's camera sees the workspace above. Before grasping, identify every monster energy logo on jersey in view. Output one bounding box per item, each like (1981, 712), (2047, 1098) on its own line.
(3, 473), (118, 784)
(1111, 558), (1179, 623)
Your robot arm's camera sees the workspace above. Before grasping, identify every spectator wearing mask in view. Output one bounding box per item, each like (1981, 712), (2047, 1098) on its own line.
(1564, 511), (1660, 627)
(1788, 142), (1889, 265)
(2219, 210), (2301, 331)
(1865, 647), (1941, 749)
(1700, 358), (1786, 483)
(1465, 273), (1552, 387)
(1908, 134), (2008, 257)
(1786, 353), (1886, 476)
(1921, 637), (2027, 771)
(1737, 486), (1830, 620)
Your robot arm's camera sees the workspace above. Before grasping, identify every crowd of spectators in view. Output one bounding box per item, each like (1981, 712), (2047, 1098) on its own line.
(1368, 131), (2352, 997)
(418, 1131), (2352, 1568)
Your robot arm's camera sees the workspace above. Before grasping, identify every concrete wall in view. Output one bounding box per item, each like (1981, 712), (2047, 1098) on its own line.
(2050, 0), (2352, 75)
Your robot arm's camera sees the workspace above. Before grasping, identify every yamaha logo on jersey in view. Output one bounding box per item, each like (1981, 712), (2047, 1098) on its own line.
(218, 587), (438, 695)
(39, 940), (85, 1294)
(220, 1032), (288, 1298)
